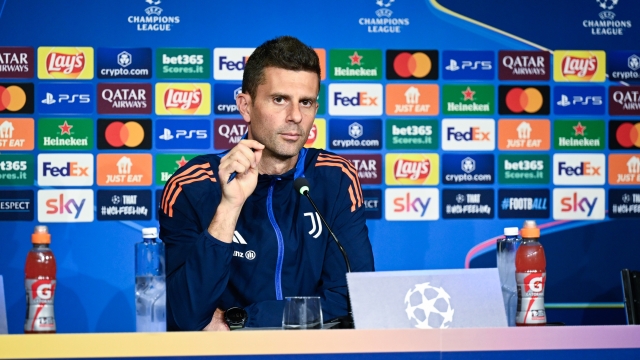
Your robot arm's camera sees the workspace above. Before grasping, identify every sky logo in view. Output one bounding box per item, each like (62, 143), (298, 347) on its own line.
(553, 154), (605, 185)
(328, 84), (383, 116)
(441, 119), (495, 151)
(38, 189), (94, 222)
(385, 188), (439, 221)
(155, 119), (210, 149)
(213, 48), (254, 80)
(37, 153), (93, 186)
(553, 188), (604, 220)
(97, 47), (152, 79)
(37, 83), (92, 114)
(214, 83), (242, 114)
(553, 85), (604, 115)
(329, 119), (382, 150)
(442, 50), (494, 80)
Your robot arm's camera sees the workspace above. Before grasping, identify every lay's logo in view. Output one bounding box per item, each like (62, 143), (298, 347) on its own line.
(385, 153), (439, 185)
(554, 51), (606, 82)
(38, 47), (94, 79)
(155, 83), (211, 115)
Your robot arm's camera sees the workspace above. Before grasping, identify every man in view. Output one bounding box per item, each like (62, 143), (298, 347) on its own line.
(159, 36), (375, 330)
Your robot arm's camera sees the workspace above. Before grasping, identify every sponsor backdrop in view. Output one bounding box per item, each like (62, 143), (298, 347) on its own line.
(0, 0), (639, 333)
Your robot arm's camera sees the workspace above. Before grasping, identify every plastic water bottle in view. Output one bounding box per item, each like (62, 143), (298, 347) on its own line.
(135, 227), (166, 332)
(497, 227), (519, 326)
(25, 226), (56, 333)
(515, 220), (547, 326)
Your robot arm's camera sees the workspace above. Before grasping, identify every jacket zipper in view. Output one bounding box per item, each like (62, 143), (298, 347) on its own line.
(267, 178), (284, 300)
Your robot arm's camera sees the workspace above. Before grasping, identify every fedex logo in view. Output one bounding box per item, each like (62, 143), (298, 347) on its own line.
(333, 92), (378, 106)
(328, 84), (383, 116)
(441, 119), (495, 151)
(553, 154), (605, 185)
(213, 48), (254, 80)
(38, 189), (94, 222)
(553, 188), (604, 220)
(385, 188), (439, 221)
(38, 154), (93, 186)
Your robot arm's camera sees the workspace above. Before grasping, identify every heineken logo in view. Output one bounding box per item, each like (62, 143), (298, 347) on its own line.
(442, 85), (494, 115)
(330, 49), (382, 80)
(38, 118), (93, 150)
(554, 120), (604, 150)
(155, 154), (197, 184)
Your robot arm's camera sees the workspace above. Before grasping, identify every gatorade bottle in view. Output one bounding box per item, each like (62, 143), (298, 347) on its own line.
(515, 220), (546, 326)
(24, 225), (57, 333)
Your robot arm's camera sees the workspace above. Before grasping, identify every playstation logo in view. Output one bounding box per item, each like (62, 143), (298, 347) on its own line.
(159, 128), (174, 140)
(445, 59), (460, 72)
(557, 95), (571, 107)
(42, 93), (56, 105)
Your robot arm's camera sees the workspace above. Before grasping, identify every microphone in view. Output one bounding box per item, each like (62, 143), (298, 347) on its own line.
(294, 177), (351, 273)
(294, 177), (354, 329)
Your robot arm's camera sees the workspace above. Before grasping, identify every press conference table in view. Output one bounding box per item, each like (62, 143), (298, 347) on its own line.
(1, 326), (639, 359)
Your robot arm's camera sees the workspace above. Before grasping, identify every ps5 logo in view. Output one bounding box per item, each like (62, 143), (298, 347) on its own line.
(41, 92), (90, 105)
(445, 59), (492, 72)
(304, 212), (323, 238)
(158, 128), (207, 140)
(556, 94), (603, 107)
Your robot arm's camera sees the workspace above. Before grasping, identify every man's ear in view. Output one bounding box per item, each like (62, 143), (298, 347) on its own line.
(236, 92), (252, 124)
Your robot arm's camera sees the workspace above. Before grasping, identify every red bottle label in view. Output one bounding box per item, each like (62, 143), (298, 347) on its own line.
(516, 272), (546, 325)
(24, 279), (56, 332)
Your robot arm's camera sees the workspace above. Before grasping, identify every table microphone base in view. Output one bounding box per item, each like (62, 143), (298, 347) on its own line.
(324, 314), (354, 329)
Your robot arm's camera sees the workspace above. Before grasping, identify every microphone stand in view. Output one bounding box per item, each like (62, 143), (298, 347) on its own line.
(299, 187), (354, 329)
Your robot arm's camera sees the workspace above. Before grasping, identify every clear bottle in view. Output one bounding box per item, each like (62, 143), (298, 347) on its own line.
(25, 225), (57, 333)
(515, 220), (547, 326)
(497, 227), (519, 326)
(135, 227), (166, 332)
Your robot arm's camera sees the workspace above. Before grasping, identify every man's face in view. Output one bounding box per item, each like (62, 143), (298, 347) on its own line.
(242, 67), (319, 159)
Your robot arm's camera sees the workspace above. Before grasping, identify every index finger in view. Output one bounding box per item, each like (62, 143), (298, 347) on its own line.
(238, 139), (265, 151)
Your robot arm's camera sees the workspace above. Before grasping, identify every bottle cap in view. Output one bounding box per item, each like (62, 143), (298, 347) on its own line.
(503, 227), (519, 236)
(32, 225), (51, 244)
(521, 220), (540, 238)
(142, 227), (158, 239)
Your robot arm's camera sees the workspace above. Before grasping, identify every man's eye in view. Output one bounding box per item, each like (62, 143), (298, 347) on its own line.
(274, 97), (285, 104)
(301, 100), (313, 107)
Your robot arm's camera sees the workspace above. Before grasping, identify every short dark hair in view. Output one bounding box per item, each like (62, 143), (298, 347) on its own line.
(242, 36), (320, 100)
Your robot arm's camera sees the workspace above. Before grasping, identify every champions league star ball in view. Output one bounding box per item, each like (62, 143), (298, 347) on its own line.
(404, 282), (455, 329)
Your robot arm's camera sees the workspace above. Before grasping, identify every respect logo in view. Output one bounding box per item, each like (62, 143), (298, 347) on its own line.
(38, 47), (94, 79)
(155, 83), (211, 115)
(553, 51), (606, 82)
(385, 153), (439, 186)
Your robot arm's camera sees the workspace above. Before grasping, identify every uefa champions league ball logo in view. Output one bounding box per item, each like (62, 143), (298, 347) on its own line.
(404, 282), (455, 329)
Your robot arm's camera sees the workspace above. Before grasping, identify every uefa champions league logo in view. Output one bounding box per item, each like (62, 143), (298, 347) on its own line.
(596, 0), (618, 10)
(404, 282), (455, 329)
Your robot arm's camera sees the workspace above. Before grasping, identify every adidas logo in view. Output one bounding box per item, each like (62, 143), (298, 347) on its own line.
(232, 230), (247, 244)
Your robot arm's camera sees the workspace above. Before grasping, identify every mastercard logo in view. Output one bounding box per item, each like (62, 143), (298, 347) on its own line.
(387, 50), (438, 80)
(0, 85), (27, 112)
(615, 122), (640, 148)
(104, 121), (145, 148)
(505, 87), (543, 113)
(393, 52), (432, 78)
